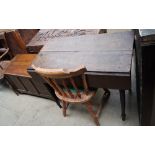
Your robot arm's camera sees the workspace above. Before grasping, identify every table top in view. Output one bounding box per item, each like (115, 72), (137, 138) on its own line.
(31, 31), (134, 75)
(41, 31), (134, 52)
(5, 54), (37, 77)
(32, 50), (132, 74)
(27, 29), (103, 47)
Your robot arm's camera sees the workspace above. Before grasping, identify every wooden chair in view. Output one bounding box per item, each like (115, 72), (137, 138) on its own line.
(0, 48), (10, 79)
(0, 32), (7, 48)
(4, 30), (37, 57)
(32, 65), (106, 125)
(4, 31), (27, 57)
(17, 29), (39, 45)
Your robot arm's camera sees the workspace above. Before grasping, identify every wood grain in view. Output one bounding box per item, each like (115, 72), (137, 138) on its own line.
(32, 50), (132, 74)
(27, 29), (105, 47)
(30, 31), (134, 90)
(40, 31), (134, 52)
(5, 54), (36, 77)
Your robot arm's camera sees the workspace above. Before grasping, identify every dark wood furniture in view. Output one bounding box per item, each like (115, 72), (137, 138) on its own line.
(4, 54), (57, 100)
(32, 64), (105, 125)
(26, 29), (106, 52)
(4, 30), (39, 57)
(29, 31), (134, 120)
(0, 32), (7, 48)
(4, 31), (28, 57)
(0, 48), (10, 79)
(39, 30), (133, 52)
(17, 29), (39, 45)
(134, 29), (155, 125)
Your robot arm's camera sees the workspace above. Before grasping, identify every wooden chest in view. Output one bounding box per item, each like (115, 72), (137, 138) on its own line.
(4, 54), (54, 99)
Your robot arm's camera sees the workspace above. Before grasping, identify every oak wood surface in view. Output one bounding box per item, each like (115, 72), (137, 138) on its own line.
(5, 54), (36, 77)
(40, 31), (134, 52)
(27, 29), (105, 47)
(32, 31), (134, 74)
(33, 50), (132, 74)
(30, 31), (134, 89)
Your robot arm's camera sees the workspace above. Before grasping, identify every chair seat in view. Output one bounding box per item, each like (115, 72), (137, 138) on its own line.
(55, 90), (96, 104)
(0, 60), (11, 79)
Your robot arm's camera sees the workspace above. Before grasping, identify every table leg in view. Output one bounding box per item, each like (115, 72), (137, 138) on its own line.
(119, 89), (126, 121)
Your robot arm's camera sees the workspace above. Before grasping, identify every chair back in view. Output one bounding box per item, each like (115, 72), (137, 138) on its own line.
(0, 48), (9, 59)
(0, 48), (10, 79)
(4, 30), (27, 56)
(32, 65), (89, 99)
(17, 29), (39, 44)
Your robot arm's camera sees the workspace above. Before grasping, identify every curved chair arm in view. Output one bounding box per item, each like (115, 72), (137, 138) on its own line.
(0, 48), (9, 60)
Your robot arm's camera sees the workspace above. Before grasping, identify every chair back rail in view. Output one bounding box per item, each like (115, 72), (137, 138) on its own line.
(0, 48), (9, 60)
(4, 31), (27, 56)
(17, 29), (39, 45)
(32, 65), (89, 99)
(0, 48), (10, 78)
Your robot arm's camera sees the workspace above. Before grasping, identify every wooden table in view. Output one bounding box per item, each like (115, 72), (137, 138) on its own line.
(29, 31), (134, 120)
(134, 29), (155, 125)
(26, 29), (106, 52)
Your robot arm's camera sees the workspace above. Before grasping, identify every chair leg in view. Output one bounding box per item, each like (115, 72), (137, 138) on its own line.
(62, 101), (67, 117)
(85, 102), (100, 126)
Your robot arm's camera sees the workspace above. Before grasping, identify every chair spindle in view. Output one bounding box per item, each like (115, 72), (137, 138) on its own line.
(52, 79), (68, 97)
(82, 74), (89, 95)
(70, 77), (81, 98)
(62, 80), (74, 98)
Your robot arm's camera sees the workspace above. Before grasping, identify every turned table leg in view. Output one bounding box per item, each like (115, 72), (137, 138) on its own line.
(119, 89), (126, 121)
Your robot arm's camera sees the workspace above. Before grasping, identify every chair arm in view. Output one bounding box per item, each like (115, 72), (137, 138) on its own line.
(0, 48), (9, 60)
